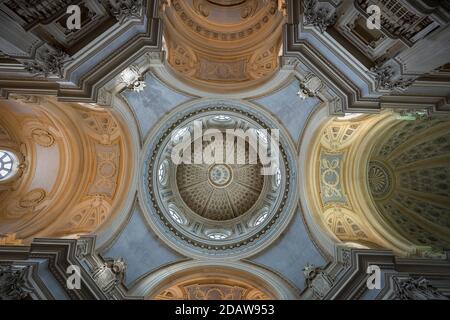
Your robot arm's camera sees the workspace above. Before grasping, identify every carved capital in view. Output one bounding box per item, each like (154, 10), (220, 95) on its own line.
(108, 0), (144, 24)
(393, 276), (448, 300)
(0, 265), (33, 300)
(23, 48), (69, 78)
(303, 0), (337, 33)
(369, 65), (416, 92)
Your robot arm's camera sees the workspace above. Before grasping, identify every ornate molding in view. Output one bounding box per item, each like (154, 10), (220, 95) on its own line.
(393, 276), (449, 300)
(91, 257), (127, 295)
(0, 236), (132, 300)
(0, 265), (33, 300)
(0, 1), (160, 102)
(23, 48), (70, 78)
(369, 64), (416, 93)
(303, 0), (337, 33)
(302, 263), (334, 299)
(108, 0), (144, 24)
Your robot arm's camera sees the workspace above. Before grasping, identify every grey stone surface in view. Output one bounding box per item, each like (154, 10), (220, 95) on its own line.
(252, 79), (320, 144)
(122, 72), (192, 140)
(102, 205), (185, 287)
(249, 209), (328, 292)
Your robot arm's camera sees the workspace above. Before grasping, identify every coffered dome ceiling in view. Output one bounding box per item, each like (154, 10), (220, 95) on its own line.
(161, 0), (286, 92)
(177, 146), (265, 221)
(141, 100), (297, 258)
(368, 117), (450, 251)
(305, 111), (450, 255)
(0, 97), (134, 243)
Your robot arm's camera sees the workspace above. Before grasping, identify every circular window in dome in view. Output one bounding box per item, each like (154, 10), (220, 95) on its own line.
(141, 101), (298, 258)
(0, 150), (19, 181)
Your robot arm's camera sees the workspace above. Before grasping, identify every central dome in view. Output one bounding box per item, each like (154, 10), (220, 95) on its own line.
(177, 142), (264, 220)
(141, 101), (298, 258)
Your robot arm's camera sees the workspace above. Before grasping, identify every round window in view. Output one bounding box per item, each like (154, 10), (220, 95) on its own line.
(0, 150), (18, 181)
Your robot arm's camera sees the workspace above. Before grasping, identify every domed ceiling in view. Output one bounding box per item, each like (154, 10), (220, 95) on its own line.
(141, 101), (297, 258)
(176, 143), (265, 221)
(305, 112), (450, 255)
(161, 0), (286, 92)
(368, 117), (450, 252)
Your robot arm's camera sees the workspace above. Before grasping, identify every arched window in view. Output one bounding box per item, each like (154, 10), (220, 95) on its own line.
(207, 232), (228, 240)
(168, 204), (185, 225)
(253, 207), (269, 227)
(171, 127), (189, 143)
(275, 168), (281, 187)
(158, 160), (169, 186)
(254, 212), (268, 227)
(212, 115), (231, 122)
(0, 150), (18, 181)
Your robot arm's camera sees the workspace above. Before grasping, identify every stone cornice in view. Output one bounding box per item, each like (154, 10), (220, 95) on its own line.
(321, 247), (450, 300)
(0, 236), (137, 300)
(284, 0), (450, 113)
(0, 0), (162, 103)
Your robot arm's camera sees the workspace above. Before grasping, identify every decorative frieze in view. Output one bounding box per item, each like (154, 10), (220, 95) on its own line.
(0, 233), (23, 246)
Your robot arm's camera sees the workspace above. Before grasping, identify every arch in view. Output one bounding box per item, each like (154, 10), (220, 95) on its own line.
(129, 260), (299, 300)
(298, 103), (338, 257)
(302, 107), (450, 256)
(0, 97), (135, 243)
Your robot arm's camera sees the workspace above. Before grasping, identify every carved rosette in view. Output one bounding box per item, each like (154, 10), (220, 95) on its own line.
(368, 160), (393, 199)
